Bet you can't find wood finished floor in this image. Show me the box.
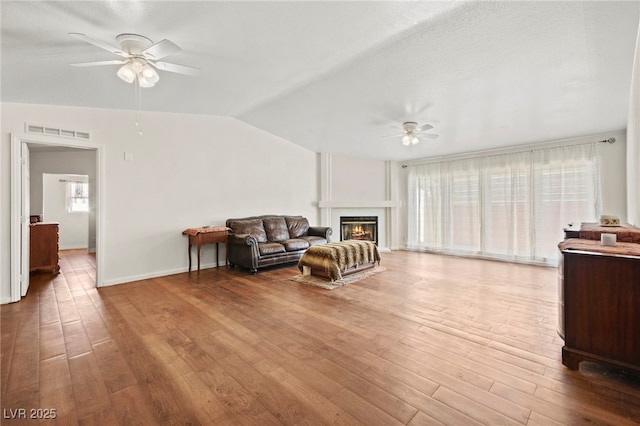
[2,249,640,425]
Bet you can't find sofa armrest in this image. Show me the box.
[228,233,258,246]
[308,226,332,241]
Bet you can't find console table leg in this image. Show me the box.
[187,242,192,272]
[197,243,202,272]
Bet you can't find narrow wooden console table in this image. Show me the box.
[182,227,230,272]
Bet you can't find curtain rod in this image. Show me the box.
[402,135,617,168]
[599,137,616,144]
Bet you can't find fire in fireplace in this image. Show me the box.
[340,216,378,245]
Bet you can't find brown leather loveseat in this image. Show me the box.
[226,215,332,273]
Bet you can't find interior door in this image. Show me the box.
[20,142,30,296]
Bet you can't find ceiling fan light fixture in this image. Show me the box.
[140,64,159,83]
[402,135,412,146]
[117,63,136,83]
[137,76,156,88]
[69,32,200,92]
[411,135,419,145]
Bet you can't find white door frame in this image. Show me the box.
[20,143,30,296]
[10,133,105,303]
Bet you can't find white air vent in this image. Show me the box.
[25,123,91,140]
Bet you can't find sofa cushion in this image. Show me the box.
[299,235,327,246]
[282,239,310,252]
[286,217,310,238]
[229,219,267,243]
[258,242,286,255]
[263,217,289,242]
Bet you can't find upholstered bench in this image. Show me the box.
[298,240,380,281]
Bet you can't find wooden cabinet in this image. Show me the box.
[30,222,60,274]
[561,249,640,372]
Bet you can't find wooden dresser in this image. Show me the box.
[558,224,640,373]
[30,222,60,274]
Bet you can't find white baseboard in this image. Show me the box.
[100,261,227,287]
[60,244,89,250]
[0,296,15,305]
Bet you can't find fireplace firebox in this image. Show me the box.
[340,216,378,245]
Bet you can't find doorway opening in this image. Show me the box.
[10,134,104,304]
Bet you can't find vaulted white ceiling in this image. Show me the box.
[2,1,639,161]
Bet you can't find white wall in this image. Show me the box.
[329,155,387,201]
[1,102,319,302]
[599,131,628,222]
[42,173,89,250]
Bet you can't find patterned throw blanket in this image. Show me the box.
[298,240,380,281]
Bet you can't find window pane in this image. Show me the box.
[67,182,89,212]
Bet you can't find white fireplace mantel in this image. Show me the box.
[318,200,401,208]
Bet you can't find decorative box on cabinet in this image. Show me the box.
[30,222,60,274]
[560,248,640,373]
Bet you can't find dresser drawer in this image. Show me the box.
[199,230,227,244]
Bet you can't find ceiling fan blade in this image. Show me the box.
[69,33,127,57]
[417,123,434,132]
[70,60,126,67]
[422,134,439,139]
[383,133,403,139]
[143,39,181,60]
[152,61,200,76]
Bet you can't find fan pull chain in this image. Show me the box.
[134,78,143,136]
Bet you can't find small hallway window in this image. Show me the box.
[66,181,89,212]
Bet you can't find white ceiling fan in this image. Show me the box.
[69,33,200,88]
[386,122,439,146]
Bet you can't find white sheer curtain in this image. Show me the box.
[407,143,601,265]
[628,19,640,227]
[532,143,601,261]
[407,159,482,256]
[482,151,532,259]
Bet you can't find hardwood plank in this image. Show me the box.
[61,321,93,358]
[329,387,406,425]
[216,352,325,425]
[267,367,362,425]
[67,353,112,420]
[107,385,159,426]
[91,340,137,394]
[39,356,79,426]
[5,318,40,393]
[39,294,60,326]
[197,365,282,425]
[171,371,228,423]
[432,385,524,425]
[39,322,66,361]
[56,300,81,324]
[534,382,640,425]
